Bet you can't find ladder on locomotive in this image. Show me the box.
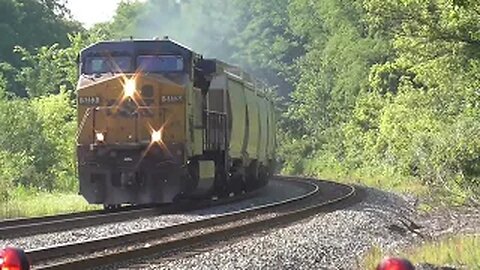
[203,110,227,152]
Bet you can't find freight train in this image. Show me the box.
[76,38,276,209]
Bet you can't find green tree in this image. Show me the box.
[98,0,301,94]
[0,0,81,65]
[32,91,77,191]
[15,31,109,97]
[231,0,304,96]
[0,97,56,189]
[276,0,480,199]
[333,0,480,196]
[285,0,389,145]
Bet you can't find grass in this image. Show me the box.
[296,158,478,209]
[0,188,99,219]
[299,159,430,197]
[362,235,480,269]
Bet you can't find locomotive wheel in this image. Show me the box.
[258,165,269,187]
[213,155,229,197]
[245,161,259,191]
[229,166,246,195]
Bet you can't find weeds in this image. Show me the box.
[0,187,98,219]
[362,235,480,269]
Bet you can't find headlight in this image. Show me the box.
[124,79,136,98]
[151,130,162,143]
[95,132,105,142]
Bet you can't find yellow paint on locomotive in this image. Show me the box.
[77,74,186,147]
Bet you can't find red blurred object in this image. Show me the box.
[377,257,415,270]
[0,248,30,270]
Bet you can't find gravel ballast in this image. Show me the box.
[106,187,463,270]
[0,179,310,251]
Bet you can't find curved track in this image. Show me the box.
[0,183,268,239]
[22,177,359,270]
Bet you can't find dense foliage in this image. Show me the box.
[279,0,480,202]
[0,0,82,96]
[0,0,478,203]
[0,0,105,201]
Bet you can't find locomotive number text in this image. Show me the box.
[161,95,183,104]
[79,96,100,106]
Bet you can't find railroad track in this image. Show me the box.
[0,185,263,239]
[22,177,359,270]
[0,206,173,239]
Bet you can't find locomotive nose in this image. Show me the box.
[77,73,188,206]
[77,74,186,146]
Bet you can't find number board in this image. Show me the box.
[79,96,100,106]
[161,95,183,104]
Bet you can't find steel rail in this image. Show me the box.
[0,206,175,239]
[0,209,110,228]
[0,189,261,239]
[28,177,318,263]
[27,177,357,270]
[0,177,303,239]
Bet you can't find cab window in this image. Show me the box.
[84,56,132,74]
[137,55,184,73]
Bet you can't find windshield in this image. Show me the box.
[84,56,132,74]
[137,55,184,73]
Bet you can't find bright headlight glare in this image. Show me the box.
[95,132,105,142]
[151,130,162,143]
[124,79,136,97]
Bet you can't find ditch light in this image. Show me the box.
[95,132,105,143]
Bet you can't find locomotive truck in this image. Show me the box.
[76,38,276,209]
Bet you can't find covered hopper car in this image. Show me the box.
[75,38,276,208]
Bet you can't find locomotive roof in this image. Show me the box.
[79,38,267,93]
[79,38,197,60]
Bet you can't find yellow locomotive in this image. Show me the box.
[76,38,276,208]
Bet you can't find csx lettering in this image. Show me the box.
[161,95,183,103]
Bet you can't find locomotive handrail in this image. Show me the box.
[204,110,227,116]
